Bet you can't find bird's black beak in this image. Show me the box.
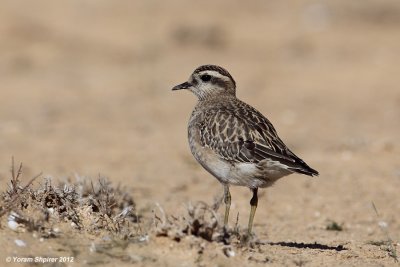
[172,81,192,91]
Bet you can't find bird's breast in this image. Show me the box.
[188,122,230,183]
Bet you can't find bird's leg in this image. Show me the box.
[248,188,258,236]
[223,184,231,228]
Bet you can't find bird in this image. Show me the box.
[172,65,318,237]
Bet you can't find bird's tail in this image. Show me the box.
[289,158,319,177]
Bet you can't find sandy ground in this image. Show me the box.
[0,0,399,266]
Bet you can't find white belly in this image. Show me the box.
[191,144,292,188]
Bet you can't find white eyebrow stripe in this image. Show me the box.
[199,70,231,81]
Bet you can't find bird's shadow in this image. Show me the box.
[256,241,347,251]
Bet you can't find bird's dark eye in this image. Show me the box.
[200,74,211,82]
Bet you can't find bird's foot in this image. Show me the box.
[240,232,258,246]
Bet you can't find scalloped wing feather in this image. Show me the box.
[198,100,318,176]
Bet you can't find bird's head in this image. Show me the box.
[172,65,236,100]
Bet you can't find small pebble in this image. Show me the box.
[15,239,26,247]
[139,235,149,242]
[223,246,235,258]
[378,221,388,229]
[8,220,19,231]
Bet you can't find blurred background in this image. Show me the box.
[0,0,399,230]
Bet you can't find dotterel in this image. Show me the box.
[172,65,318,237]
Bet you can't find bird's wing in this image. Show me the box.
[199,101,318,176]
